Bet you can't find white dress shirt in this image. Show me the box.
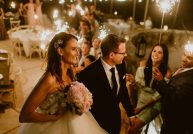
[101,58,120,94]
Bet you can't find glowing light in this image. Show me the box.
[76,4,85,16]
[184,41,193,55]
[98,25,110,40]
[10,1,16,9]
[76,35,84,46]
[60,22,69,32]
[116,0,126,1]
[40,43,46,50]
[114,11,118,15]
[59,0,65,4]
[54,19,62,29]
[40,30,53,41]
[53,9,59,18]
[156,0,179,13]
[68,11,73,17]
[34,14,38,20]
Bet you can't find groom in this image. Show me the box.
[78,34,134,134]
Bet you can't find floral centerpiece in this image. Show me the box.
[65,81,93,115]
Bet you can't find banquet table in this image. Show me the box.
[0,49,10,85]
[108,19,130,36]
[9,29,40,57]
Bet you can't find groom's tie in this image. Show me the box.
[110,67,118,95]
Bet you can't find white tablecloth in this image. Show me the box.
[108,19,130,36]
[9,29,40,57]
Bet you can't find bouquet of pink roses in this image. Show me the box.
[66,81,93,115]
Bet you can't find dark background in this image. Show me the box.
[4,0,193,31]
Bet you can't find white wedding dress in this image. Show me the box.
[18,90,108,134]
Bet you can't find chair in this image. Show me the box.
[19,25,32,30]
[11,38,24,56]
[0,84,16,109]
[29,40,42,59]
[10,20,21,30]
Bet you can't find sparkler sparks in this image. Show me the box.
[76,35,84,46]
[98,25,110,40]
[157,0,179,44]
[76,4,85,16]
[156,0,179,13]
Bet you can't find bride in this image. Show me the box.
[18,32,108,134]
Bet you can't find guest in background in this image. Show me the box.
[84,55,96,67]
[145,16,152,29]
[153,46,193,134]
[76,55,96,74]
[88,12,99,39]
[78,34,134,134]
[24,0,36,27]
[66,2,81,31]
[128,44,172,134]
[90,37,101,59]
[79,18,93,43]
[0,0,7,40]
[18,2,27,25]
[78,41,91,67]
[34,0,44,27]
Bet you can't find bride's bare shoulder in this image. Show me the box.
[34,72,59,93]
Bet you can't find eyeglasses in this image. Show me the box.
[113,51,127,56]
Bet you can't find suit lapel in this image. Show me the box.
[116,64,125,96]
[94,59,112,91]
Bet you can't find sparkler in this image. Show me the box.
[60,22,70,33]
[156,0,179,44]
[98,25,110,40]
[76,4,85,16]
[76,35,84,47]
[54,19,69,33]
[54,19,62,31]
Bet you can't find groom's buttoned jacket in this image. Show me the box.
[78,59,134,134]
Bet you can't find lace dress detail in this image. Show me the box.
[36,90,66,115]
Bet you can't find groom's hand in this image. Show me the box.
[126,116,137,134]
[128,116,136,126]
